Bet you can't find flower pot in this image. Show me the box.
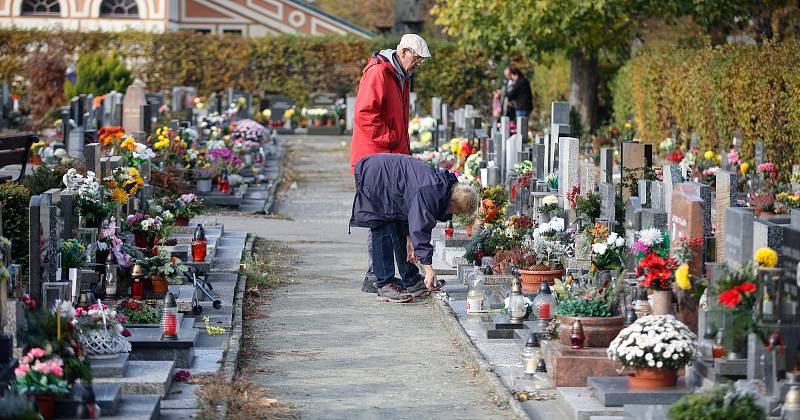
[196,179,212,193]
[519,268,564,293]
[79,330,131,359]
[557,315,625,348]
[755,209,776,217]
[313,119,323,127]
[628,367,678,389]
[651,290,673,315]
[30,154,42,165]
[175,216,190,226]
[327,119,335,127]
[34,393,56,420]
[150,275,169,294]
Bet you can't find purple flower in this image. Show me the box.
[632,241,650,255]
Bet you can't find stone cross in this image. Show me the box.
[715,170,738,262]
[558,137,580,204]
[122,84,147,133]
[599,148,614,186]
[580,160,596,196]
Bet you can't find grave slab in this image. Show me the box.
[543,341,623,387]
[557,387,624,420]
[587,376,693,407]
[101,394,161,420]
[90,352,129,378]
[94,360,174,396]
[55,383,121,417]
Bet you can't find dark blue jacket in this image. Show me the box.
[350,153,458,265]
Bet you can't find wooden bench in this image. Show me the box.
[0,132,36,183]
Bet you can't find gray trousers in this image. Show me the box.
[365,230,377,282]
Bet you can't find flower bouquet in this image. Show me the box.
[75,302,131,358]
[707,263,761,355]
[120,136,156,167]
[63,168,111,228]
[607,315,697,388]
[103,167,144,204]
[588,224,625,275]
[126,213,163,249]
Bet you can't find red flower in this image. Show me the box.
[719,289,743,308]
[667,151,684,162]
[735,282,756,294]
[122,328,131,337]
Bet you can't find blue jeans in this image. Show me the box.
[370,222,421,288]
[515,110,530,118]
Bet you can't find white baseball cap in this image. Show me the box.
[397,34,431,58]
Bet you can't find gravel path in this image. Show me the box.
[220,135,510,419]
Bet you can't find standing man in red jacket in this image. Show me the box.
[350,34,431,298]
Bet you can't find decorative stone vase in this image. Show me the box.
[150,275,169,294]
[519,267,564,293]
[628,367,678,389]
[196,179,212,193]
[651,290,673,315]
[34,393,56,420]
[80,330,131,359]
[557,315,625,348]
[175,216,190,227]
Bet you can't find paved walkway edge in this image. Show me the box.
[433,297,532,420]
[218,235,252,417]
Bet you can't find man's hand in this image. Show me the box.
[406,236,418,263]
[423,265,437,291]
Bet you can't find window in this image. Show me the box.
[21,0,60,15]
[222,29,242,35]
[100,0,138,17]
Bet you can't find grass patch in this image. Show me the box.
[241,238,298,290]
[195,373,296,419]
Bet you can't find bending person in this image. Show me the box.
[350,153,479,303]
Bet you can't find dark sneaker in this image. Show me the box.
[361,276,378,293]
[403,277,430,298]
[376,284,413,303]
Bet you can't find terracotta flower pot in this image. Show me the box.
[327,119,335,127]
[651,290,673,315]
[150,275,169,294]
[628,367,678,389]
[313,119,323,127]
[34,393,56,420]
[175,216,190,226]
[519,268,564,293]
[557,315,625,348]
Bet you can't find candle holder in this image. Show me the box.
[131,262,145,300]
[192,224,207,262]
[508,276,526,323]
[104,252,118,299]
[161,292,178,340]
[570,320,585,349]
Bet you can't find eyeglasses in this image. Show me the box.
[411,54,426,67]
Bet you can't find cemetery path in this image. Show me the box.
[218,135,510,419]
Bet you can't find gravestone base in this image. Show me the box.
[90,352,129,378]
[587,376,693,407]
[93,360,175,396]
[556,387,624,419]
[543,340,623,387]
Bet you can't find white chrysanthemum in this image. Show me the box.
[638,227,664,247]
[592,243,608,255]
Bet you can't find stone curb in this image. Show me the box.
[216,235,253,418]
[433,297,532,420]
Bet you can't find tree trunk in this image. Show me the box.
[569,49,599,132]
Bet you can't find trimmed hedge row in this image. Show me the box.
[611,41,800,178]
[0,29,493,114]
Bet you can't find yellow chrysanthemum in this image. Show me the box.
[755,247,778,268]
[675,264,691,290]
[704,150,715,160]
[740,162,750,174]
[128,167,140,177]
[624,122,632,129]
[121,136,136,151]
[716,154,722,164]
[111,188,128,203]
[154,139,170,149]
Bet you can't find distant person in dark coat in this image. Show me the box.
[502,66,533,118]
[350,154,479,303]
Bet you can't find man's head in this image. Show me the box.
[396,34,431,75]
[447,184,479,216]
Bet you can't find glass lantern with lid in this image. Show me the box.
[532,282,557,321]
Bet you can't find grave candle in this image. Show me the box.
[445,221,454,238]
[532,282,556,320]
[219,170,230,194]
[192,224,207,262]
[131,262,145,300]
[161,292,178,340]
[521,333,541,375]
[570,320,585,349]
[508,277,526,322]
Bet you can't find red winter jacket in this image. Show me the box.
[350,51,411,174]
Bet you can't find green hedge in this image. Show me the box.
[0,29,493,115]
[612,41,800,178]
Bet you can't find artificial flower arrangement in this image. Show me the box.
[607,315,697,378]
[125,213,163,248]
[749,161,780,215]
[408,116,435,151]
[149,126,188,167]
[707,262,763,350]
[692,149,721,188]
[512,169,533,202]
[554,274,625,318]
[208,147,243,174]
[62,168,111,226]
[14,347,71,396]
[588,223,625,274]
[545,172,558,190]
[75,302,132,357]
[478,185,508,225]
[98,126,125,150]
[98,218,135,268]
[174,193,202,220]
[103,166,144,204]
[538,194,560,215]
[518,217,570,271]
[116,298,160,325]
[232,119,267,141]
[140,251,189,285]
